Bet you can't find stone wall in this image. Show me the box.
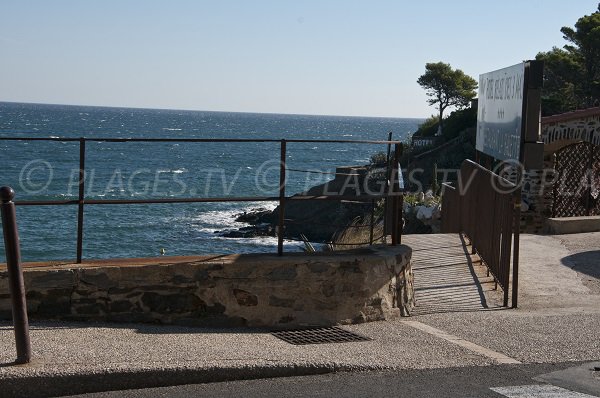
[0,245,413,328]
[542,107,600,153]
[501,161,556,234]
[506,107,600,232]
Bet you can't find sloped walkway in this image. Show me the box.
[403,233,496,315]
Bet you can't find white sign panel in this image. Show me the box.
[476,63,525,161]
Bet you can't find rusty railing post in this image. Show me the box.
[382,132,393,238]
[369,199,375,245]
[0,186,32,364]
[76,137,86,263]
[277,140,287,256]
[512,191,521,308]
[391,143,402,245]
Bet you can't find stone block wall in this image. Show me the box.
[542,107,600,152]
[0,245,413,328]
[511,107,600,232]
[501,161,556,234]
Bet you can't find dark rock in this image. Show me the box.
[235,209,274,224]
[141,292,203,313]
[307,262,330,273]
[35,292,72,316]
[79,272,117,289]
[73,304,103,315]
[108,287,132,295]
[269,296,295,308]
[110,300,134,313]
[221,167,377,243]
[278,315,295,324]
[204,302,226,315]
[313,299,337,311]
[233,289,258,306]
[321,281,336,297]
[220,225,275,238]
[29,272,75,289]
[233,267,254,278]
[266,265,297,281]
[367,297,383,307]
[340,261,362,274]
[172,275,193,284]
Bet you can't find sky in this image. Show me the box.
[1,0,598,118]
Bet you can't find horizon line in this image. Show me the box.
[0,100,428,121]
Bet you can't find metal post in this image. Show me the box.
[76,138,86,263]
[391,143,402,246]
[277,140,286,256]
[398,194,404,244]
[369,199,375,245]
[586,148,593,216]
[512,193,521,308]
[0,186,32,364]
[382,132,393,238]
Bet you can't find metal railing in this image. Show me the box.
[0,186,31,364]
[0,136,404,263]
[441,159,520,307]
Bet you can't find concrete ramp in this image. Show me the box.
[403,234,494,315]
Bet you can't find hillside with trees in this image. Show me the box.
[536,3,600,115]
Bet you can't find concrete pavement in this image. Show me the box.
[0,232,599,397]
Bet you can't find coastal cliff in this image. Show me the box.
[223,165,380,243]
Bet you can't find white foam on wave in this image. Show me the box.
[210,234,301,249]
[156,168,188,174]
[192,202,277,233]
[163,128,183,131]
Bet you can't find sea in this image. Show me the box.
[0,102,423,262]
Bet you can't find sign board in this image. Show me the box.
[476,63,526,161]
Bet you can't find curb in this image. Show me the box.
[0,363,344,398]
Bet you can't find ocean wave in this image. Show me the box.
[191,202,277,232]
[162,128,183,131]
[156,168,188,174]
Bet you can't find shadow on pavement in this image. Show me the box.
[561,250,600,279]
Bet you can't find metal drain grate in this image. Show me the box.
[271,326,372,345]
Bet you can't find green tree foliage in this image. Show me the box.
[417,62,477,135]
[536,47,584,115]
[412,107,476,141]
[537,4,600,114]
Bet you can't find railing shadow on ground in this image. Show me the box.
[408,233,508,316]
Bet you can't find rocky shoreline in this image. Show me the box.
[217,208,277,239]
[216,165,378,243]
[215,163,442,243]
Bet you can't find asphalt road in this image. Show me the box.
[65,362,600,398]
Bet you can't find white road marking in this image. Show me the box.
[402,320,521,364]
[491,384,598,397]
